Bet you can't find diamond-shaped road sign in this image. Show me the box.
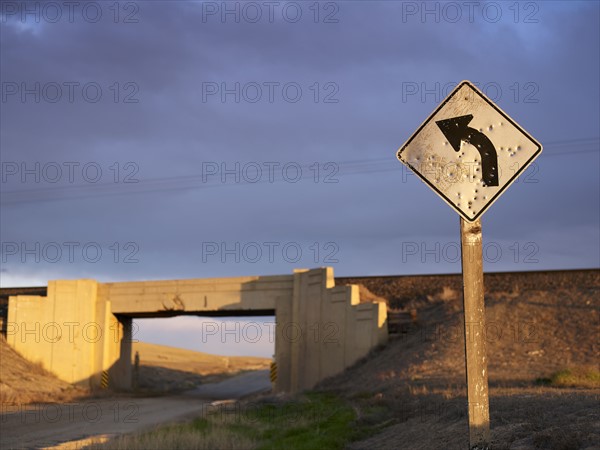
[397,80,542,222]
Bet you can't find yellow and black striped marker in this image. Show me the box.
[101,370,109,389]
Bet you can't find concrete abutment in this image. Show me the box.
[6,268,387,394]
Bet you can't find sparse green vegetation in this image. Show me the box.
[90,422,256,450]
[536,367,600,388]
[91,392,373,450]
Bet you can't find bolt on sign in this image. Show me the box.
[395,80,542,449]
[397,80,542,221]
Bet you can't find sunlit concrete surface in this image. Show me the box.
[7,268,387,393]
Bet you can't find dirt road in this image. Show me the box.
[0,370,270,450]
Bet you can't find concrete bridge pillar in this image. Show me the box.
[275,268,387,393]
[6,279,123,388]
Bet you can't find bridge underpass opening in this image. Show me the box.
[134,315,276,358]
[129,313,276,392]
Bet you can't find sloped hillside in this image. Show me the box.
[0,335,88,405]
[324,270,599,449]
[0,337,271,404]
[132,341,270,392]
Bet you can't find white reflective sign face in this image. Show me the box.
[397,80,542,222]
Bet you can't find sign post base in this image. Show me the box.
[460,217,491,449]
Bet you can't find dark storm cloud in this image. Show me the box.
[1,0,598,285]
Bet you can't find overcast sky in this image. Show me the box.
[1,1,598,356]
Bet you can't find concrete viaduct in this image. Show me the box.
[6,267,388,393]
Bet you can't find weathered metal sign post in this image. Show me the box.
[396,81,542,449]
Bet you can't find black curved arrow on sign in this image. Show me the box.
[436,114,499,187]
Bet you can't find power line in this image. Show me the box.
[1,137,598,205]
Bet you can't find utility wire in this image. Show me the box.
[1,137,598,205]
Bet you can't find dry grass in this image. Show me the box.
[432,286,459,302]
[0,335,88,405]
[132,341,270,392]
[0,337,270,404]
[321,273,600,449]
[88,425,257,450]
